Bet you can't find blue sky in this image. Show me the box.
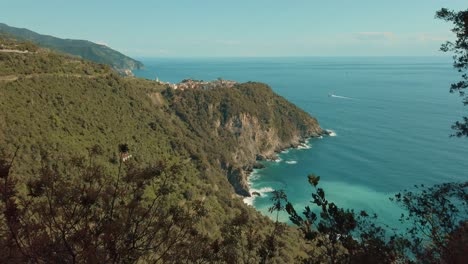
[1,0,466,57]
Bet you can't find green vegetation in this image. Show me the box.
[0,38,321,262]
[435,8,468,137]
[281,175,467,263]
[1,30,466,263]
[0,23,144,73]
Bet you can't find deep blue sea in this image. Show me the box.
[134,57,467,228]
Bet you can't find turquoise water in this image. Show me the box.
[134,57,467,227]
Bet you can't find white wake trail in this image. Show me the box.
[331,94,353,100]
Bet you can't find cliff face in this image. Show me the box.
[167,82,325,196]
[222,113,323,196]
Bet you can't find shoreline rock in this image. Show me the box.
[238,129,329,198]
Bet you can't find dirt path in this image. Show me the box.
[0,75,18,81]
[0,49,30,54]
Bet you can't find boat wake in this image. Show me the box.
[329,93,353,100]
[285,160,297,164]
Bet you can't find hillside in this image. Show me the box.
[0,38,325,262]
[0,23,143,74]
[167,84,324,195]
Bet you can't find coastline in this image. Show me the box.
[242,134,327,206]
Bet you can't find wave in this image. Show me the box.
[285,160,297,164]
[243,186,275,206]
[326,129,337,137]
[297,143,312,149]
[249,169,261,181]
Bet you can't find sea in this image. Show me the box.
[133,57,467,229]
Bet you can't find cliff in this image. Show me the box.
[223,113,323,195]
[165,82,325,196]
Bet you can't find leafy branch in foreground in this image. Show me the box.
[279,173,467,263]
[391,182,468,263]
[283,174,400,264]
[435,8,468,137]
[0,145,210,263]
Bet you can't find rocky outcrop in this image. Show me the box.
[167,82,326,197]
[221,113,325,196]
[226,166,251,196]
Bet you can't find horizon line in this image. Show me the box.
[134,55,452,60]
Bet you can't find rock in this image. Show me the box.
[217,110,323,197]
[251,191,261,197]
[256,154,267,161]
[266,154,279,161]
[253,162,265,169]
[226,166,250,197]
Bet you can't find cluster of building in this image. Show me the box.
[156,77,237,90]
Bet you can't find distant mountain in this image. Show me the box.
[0,23,143,74]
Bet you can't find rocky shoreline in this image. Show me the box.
[234,129,330,198]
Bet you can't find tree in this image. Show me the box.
[213,210,265,263]
[268,190,288,224]
[258,190,288,264]
[435,8,468,137]
[0,147,210,263]
[284,174,400,264]
[391,182,468,263]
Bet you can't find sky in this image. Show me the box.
[1,0,467,57]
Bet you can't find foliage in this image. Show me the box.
[285,175,403,263]
[435,8,468,137]
[0,37,319,262]
[391,182,468,263]
[281,174,467,264]
[0,36,38,52]
[269,190,288,223]
[0,148,213,263]
[163,81,322,186]
[2,24,466,263]
[0,23,143,71]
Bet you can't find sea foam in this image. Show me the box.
[326,129,337,137]
[297,143,312,149]
[243,186,275,206]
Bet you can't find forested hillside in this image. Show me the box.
[0,38,322,263]
[2,38,464,263]
[0,23,144,73]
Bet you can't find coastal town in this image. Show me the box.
[156,77,237,90]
